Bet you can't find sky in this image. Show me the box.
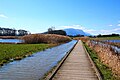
[0,0,120,35]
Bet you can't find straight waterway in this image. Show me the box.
[0,40,77,80]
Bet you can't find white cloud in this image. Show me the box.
[60,25,120,35]
[108,24,113,26]
[0,14,8,18]
[117,24,120,26]
[98,28,120,35]
[113,28,120,31]
[61,25,85,30]
[85,29,96,33]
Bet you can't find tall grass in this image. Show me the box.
[21,34,71,44]
[86,40,120,78]
[84,43,119,80]
[103,41,120,48]
[80,37,120,78]
[90,37,120,47]
[90,37,120,40]
[0,36,20,39]
[80,37,89,42]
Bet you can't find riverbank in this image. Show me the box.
[90,37,120,48]
[0,40,77,80]
[84,41,120,79]
[80,37,120,79]
[0,34,72,66]
[0,36,21,39]
[90,36,120,40]
[0,43,55,66]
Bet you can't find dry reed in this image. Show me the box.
[21,34,71,44]
[86,40,120,77]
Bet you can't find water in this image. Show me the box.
[91,40,120,54]
[0,39,23,43]
[104,40,120,43]
[0,40,77,80]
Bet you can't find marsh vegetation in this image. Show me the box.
[81,37,120,79]
[0,34,72,66]
[21,34,71,44]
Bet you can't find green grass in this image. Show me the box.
[0,43,52,66]
[84,43,119,80]
[90,36,120,40]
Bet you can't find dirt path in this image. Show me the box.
[52,40,98,80]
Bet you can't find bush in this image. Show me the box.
[21,34,71,44]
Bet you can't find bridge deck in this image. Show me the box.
[52,40,98,80]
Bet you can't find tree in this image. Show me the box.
[48,26,55,32]
[48,28,53,32]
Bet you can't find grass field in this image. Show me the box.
[90,36,120,40]
[84,43,120,80]
[0,44,53,66]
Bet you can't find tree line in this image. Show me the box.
[97,34,120,37]
[0,27,30,36]
[43,27,67,36]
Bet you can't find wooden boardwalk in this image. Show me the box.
[52,40,98,80]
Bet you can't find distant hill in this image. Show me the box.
[64,28,91,36]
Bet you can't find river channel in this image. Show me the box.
[0,39,23,43]
[0,40,77,80]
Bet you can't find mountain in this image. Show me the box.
[85,32,92,36]
[64,28,91,36]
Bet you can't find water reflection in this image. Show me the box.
[91,40,120,54]
[104,40,120,43]
[0,40,77,80]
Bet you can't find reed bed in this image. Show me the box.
[80,37,120,78]
[0,36,20,39]
[21,34,72,44]
[103,41,120,48]
[86,40,120,78]
[80,37,89,42]
[90,37,120,40]
[84,43,118,80]
[90,37,120,48]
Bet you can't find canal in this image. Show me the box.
[0,40,77,80]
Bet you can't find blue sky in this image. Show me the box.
[0,0,120,35]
